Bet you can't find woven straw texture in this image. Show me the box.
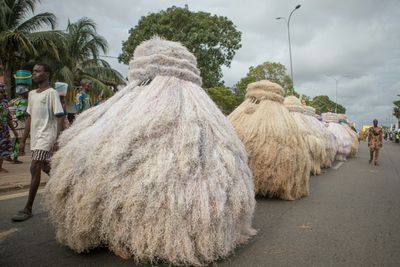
[229,80,311,200]
[44,37,256,266]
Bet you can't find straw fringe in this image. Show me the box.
[303,106,316,117]
[341,123,359,157]
[284,97,325,176]
[229,80,311,200]
[302,112,337,168]
[44,38,255,266]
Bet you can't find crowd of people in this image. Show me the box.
[385,128,400,143]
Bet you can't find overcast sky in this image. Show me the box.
[37,0,400,129]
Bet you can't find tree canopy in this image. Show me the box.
[234,61,293,96]
[310,95,346,114]
[49,18,125,101]
[0,0,63,96]
[206,86,242,115]
[119,6,242,88]
[393,100,400,119]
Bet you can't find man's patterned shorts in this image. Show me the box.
[31,150,52,161]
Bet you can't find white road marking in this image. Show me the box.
[0,189,44,201]
[333,162,344,170]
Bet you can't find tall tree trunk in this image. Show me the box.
[4,65,13,99]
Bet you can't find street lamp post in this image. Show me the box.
[326,76,339,113]
[326,75,351,113]
[276,4,301,87]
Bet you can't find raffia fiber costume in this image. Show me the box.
[44,37,256,266]
[229,80,311,200]
[284,96,325,175]
[302,106,337,168]
[322,112,352,161]
[338,114,359,158]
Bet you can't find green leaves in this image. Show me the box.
[66,17,108,62]
[207,86,243,115]
[0,1,125,100]
[310,95,346,114]
[47,18,125,102]
[234,62,294,96]
[119,6,241,88]
[0,0,60,96]
[393,100,400,119]
[16,12,56,32]
[232,61,347,115]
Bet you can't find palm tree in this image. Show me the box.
[52,18,125,103]
[0,0,63,97]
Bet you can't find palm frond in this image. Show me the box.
[84,66,125,86]
[27,30,65,61]
[7,0,38,29]
[66,18,107,62]
[16,12,56,32]
[0,31,37,57]
[81,34,108,56]
[0,1,12,31]
[71,17,97,32]
[81,58,111,68]
[53,65,74,86]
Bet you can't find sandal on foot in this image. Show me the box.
[12,210,32,222]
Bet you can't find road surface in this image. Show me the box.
[1,141,399,266]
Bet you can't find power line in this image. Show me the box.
[99,55,119,59]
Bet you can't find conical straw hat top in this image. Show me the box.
[284,95,305,113]
[322,112,339,123]
[128,37,202,86]
[303,106,316,116]
[245,80,285,103]
[337,113,348,121]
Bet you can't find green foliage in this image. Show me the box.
[207,86,243,115]
[119,6,242,88]
[310,95,346,114]
[0,0,63,97]
[42,18,125,101]
[234,61,293,96]
[232,61,347,115]
[393,100,400,119]
[299,94,312,106]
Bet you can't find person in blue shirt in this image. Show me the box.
[75,79,92,114]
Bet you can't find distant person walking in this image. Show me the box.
[367,119,383,166]
[12,63,64,222]
[75,79,92,114]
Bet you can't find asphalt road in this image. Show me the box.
[1,141,399,267]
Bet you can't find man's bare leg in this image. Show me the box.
[24,160,43,214]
